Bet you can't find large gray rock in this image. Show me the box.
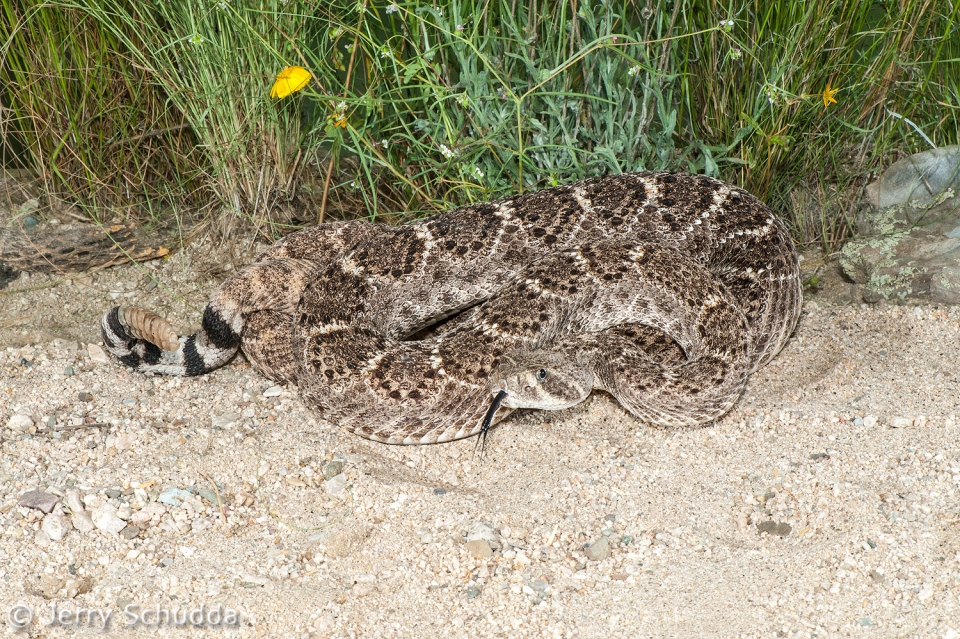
[839,146,960,302]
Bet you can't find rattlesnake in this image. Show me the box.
[101,172,802,444]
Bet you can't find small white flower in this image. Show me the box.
[379,44,393,59]
[385,3,399,14]
[763,83,781,105]
[456,93,469,107]
[729,48,742,60]
[720,19,734,32]
[337,101,347,111]
[188,34,205,45]
[438,144,455,159]
[216,0,228,9]
[471,165,484,179]
[627,65,641,77]
[356,1,366,12]
[380,139,389,149]
[640,7,653,19]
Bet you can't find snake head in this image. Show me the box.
[489,350,594,411]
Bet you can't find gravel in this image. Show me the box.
[2,242,960,637]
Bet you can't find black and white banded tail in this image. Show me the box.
[101,304,241,376]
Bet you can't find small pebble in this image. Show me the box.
[131,502,165,524]
[263,385,283,397]
[324,461,344,479]
[198,488,220,505]
[87,344,110,364]
[91,504,127,534]
[121,397,137,405]
[466,584,481,599]
[212,412,240,428]
[18,489,60,514]
[72,511,95,533]
[78,392,94,402]
[324,473,347,494]
[63,366,74,376]
[756,521,792,537]
[7,414,35,434]
[64,488,84,513]
[120,525,140,540]
[466,521,500,550]
[466,540,493,560]
[114,433,132,450]
[158,487,192,506]
[433,488,447,495]
[584,537,611,561]
[41,514,69,541]
[890,416,913,428]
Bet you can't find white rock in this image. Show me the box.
[466,521,501,550]
[72,511,96,533]
[64,488,85,513]
[41,514,69,541]
[6,414,35,433]
[115,433,133,450]
[34,530,51,546]
[863,415,878,429]
[262,385,283,397]
[890,416,913,428]
[131,502,166,525]
[87,343,110,364]
[324,473,347,494]
[212,412,240,428]
[91,503,127,534]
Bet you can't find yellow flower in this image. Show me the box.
[821,83,838,108]
[270,66,312,99]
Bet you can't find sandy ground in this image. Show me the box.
[1,240,960,639]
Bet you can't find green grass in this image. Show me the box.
[2,0,958,252]
[0,1,203,221]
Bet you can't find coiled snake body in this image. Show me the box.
[102,172,801,444]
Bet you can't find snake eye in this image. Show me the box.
[537,369,547,381]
